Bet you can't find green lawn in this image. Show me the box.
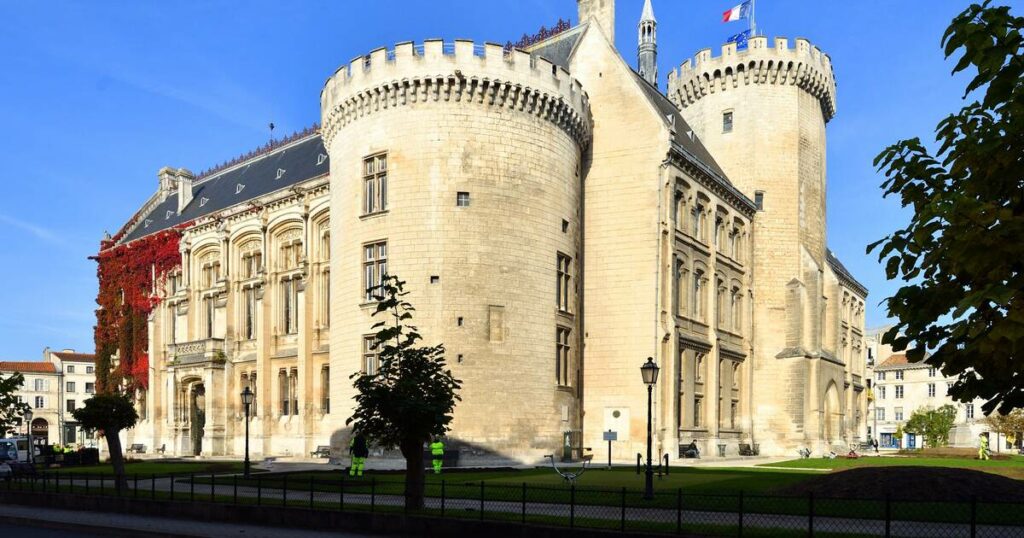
[763,454,1024,474]
[42,461,249,476]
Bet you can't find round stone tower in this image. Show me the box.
[667,37,840,454]
[321,40,591,462]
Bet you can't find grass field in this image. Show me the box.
[42,461,249,476]
[763,454,1024,479]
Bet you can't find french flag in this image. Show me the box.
[723,1,752,23]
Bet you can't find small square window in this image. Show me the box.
[562,219,569,233]
[457,317,464,326]
[754,191,764,211]
[723,111,734,133]
[430,276,440,284]
[456,192,470,207]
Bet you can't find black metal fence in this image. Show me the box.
[9,472,1024,537]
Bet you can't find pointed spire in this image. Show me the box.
[641,0,656,23]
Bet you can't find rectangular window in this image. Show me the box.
[877,372,886,381]
[695,353,705,383]
[456,192,470,207]
[691,204,704,239]
[204,295,215,338]
[282,278,298,335]
[754,191,764,211]
[878,386,886,399]
[289,370,298,417]
[966,404,974,419]
[249,373,258,417]
[723,111,733,133]
[363,241,388,302]
[34,396,44,409]
[321,366,330,414]
[556,327,571,386]
[85,382,95,394]
[363,336,380,375]
[279,369,289,415]
[895,407,904,421]
[876,407,885,421]
[169,306,177,344]
[362,153,388,214]
[730,288,742,332]
[66,382,75,393]
[67,365,75,374]
[86,366,94,374]
[320,269,330,328]
[895,385,904,399]
[34,379,45,392]
[928,367,936,378]
[66,400,75,413]
[895,371,904,380]
[242,251,262,279]
[730,400,738,430]
[243,287,257,340]
[692,271,705,320]
[713,216,724,247]
[556,254,572,313]
[928,383,936,397]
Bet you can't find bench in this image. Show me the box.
[310,445,331,458]
[127,444,146,454]
[738,443,760,456]
[155,444,166,455]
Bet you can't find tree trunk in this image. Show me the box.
[400,438,426,510]
[105,428,129,494]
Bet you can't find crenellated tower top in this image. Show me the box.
[667,36,836,122]
[320,39,591,149]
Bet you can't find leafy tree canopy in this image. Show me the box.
[0,372,30,436]
[347,275,461,509]
[904,404,958,448]
[869,2,1024,415]
[984,408,1024,435]
[72,392,139,493]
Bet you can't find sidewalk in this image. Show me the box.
[0,503,385,538]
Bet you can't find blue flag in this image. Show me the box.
[727,29,752,49]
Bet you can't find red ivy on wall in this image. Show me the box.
[94,228,183,395]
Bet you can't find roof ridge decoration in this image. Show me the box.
[195,124,320,181]
[505,18,573,52]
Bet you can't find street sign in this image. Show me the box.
[603,430,618,441]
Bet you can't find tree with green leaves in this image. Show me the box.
[72,393,138,493]
[0,372,30,437]
[985,409,1024,440]
[869,2,1024,415]
[347,275,462,510]
[904,405,958,448]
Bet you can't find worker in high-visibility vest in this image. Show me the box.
[979,433,990,461]
[429,438,446,475]
[349,434,369,477]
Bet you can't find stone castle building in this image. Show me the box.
[110,0,868,462]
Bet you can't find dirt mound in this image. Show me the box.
[777,467,1024,502]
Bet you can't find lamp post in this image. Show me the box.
[24,408,33,464]
[241,387,253,479]
[640,357,660,500]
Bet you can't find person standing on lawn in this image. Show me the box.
[872,438,879,454]
[429,437,445,474]
[349,433,370,476]
[979,433,990,461]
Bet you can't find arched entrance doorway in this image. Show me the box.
[190,384,206,456]
[31,418,48,445]
[823,382,841,443]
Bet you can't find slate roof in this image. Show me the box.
[827,249,869,297]
[0,362,57,374]
[119,134,329,244]
[526,23,586,71]
[52,352,95,363]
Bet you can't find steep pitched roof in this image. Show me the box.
[52,352,95,363]
[525,23,587,71]
[0,362,57,374]
[118,133,329,244]
[641,0,657,23]
[827,249,869,297]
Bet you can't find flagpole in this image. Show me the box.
[751,0,757,37]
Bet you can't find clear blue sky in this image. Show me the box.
[1,0,1014,360]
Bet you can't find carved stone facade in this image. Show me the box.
[116,0,868,462]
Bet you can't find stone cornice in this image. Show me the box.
[668,142,757,218]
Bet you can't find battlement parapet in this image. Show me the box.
[320,39,591,148]
[667,36,836,122]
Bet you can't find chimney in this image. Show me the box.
[578,0,615,44]
[158,167,178,202]
[177,168,195,213]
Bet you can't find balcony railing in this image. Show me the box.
[167,339,226,366]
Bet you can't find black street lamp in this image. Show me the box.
[640,357,660,501]
[23,409,33,464]
[241,387,254,479]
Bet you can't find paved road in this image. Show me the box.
[0,521,105,537]
[0,503,387,537]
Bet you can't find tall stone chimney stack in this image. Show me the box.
[158,166,178,202]
[578,0,615,43]
[177,168,195,213]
